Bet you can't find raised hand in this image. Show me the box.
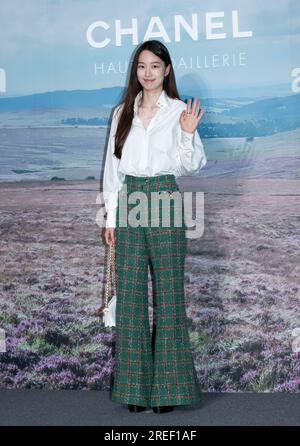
[180,98,205,134]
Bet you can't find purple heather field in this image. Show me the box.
[0,128,299,392]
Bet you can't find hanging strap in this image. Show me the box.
[104,243,116,309]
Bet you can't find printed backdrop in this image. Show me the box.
[0,0,299,392]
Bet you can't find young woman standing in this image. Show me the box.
[103,40,207,414]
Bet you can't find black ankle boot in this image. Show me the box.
[128,404,147,412]
[153,405,174,413]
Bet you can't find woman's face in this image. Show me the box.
[136,50,170,91]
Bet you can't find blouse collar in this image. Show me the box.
[133,89,172,114]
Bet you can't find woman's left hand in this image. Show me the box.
[180,98,205,134]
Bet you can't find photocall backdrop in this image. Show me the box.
[0,0,299,392]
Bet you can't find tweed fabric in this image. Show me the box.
[111,174,202,408]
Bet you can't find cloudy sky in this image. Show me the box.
[0,0,298,95]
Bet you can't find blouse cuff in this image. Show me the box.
[181,129,194,139]
[106,208,117,228]
[180,129,195,151]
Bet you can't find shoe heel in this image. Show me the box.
[128,404,147,413]
[153,405,174,413]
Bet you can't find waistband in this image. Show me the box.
[124,174,176,185]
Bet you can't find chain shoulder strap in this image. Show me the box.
[103,243,116,309]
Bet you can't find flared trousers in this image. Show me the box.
[111,174,202,408]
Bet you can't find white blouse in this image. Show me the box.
[103,89,207,228]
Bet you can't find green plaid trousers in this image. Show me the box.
[111,174,202,408]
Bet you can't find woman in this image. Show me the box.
[103,40,207,414]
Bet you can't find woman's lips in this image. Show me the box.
[144,79,155,82]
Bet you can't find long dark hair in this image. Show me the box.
[114,40,181,160]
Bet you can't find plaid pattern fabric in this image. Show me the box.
[111,174,202,408]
